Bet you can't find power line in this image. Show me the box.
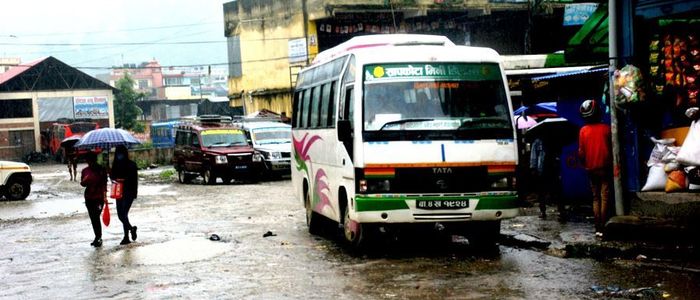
[0,40,227,46]
[12,21,222,37]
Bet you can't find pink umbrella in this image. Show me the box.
[515,115,538,129]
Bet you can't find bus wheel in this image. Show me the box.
[343,206,367,249]
[305,191,321,234]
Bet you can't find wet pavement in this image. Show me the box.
[1,163,699,299]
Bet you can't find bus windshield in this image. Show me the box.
[363,63,512,133]
[201,129,247,147]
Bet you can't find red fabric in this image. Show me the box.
[578,123,612,171]
[81,165,107,201]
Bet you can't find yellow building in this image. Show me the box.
[223,0,567,117]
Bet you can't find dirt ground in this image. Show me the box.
[0,163,698,299]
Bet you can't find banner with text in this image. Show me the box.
[73,96,109,119]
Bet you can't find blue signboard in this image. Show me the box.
[563,3,599,26]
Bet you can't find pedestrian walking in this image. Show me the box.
[64,145,78,181]
[80,152,107,247]
[529,136,564,221]
[110,145,139,245]
[577,99,612,237]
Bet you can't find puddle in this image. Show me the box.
[108,237,231,265]
[138,185,177,197]
[0,197,84,220]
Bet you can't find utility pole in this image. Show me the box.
[608,0,624,216]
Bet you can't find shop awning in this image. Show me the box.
[531,66,607,81]
[565,3,608,64]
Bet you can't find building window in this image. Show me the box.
[138,79,149,89]
[0,99,33,119]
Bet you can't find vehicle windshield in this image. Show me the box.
[252,128,291,145]
[363,63,512,134]
[70,123,97,134]
[201,129,248,147]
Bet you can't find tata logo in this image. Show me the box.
[432,167,453,174]
[436,179,448,190]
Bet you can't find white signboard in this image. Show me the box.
[288,38,307,63]
[74,96,109,119]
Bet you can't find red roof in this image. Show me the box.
[0,57,48,85]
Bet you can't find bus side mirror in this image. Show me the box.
[338,120,352,142]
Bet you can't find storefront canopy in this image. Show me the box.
[565,3,608,64]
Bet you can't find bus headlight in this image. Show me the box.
[215,155,228,164]
[359,179,391,193]
[253,152,263,162]
[269,151,282,159]
[490,176,514,189]
[359,179,368,192]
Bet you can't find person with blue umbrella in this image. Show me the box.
[75,128,141,245]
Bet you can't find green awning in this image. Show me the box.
[565,3,608,64]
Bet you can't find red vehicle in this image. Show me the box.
[45,121,99,161]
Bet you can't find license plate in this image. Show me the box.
[416,199,469,210]
[234,165,248,169]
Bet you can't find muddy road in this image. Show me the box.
[1,163,698,299]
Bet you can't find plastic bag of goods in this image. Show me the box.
[677,120,700,166]
[648,137,676,167]
[665,170,688,193]
[642,165,668,191]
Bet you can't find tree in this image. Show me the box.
[114,73,144,131]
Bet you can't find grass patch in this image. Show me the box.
[160,169,175,181]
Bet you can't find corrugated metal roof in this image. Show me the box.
[0,57,47,85]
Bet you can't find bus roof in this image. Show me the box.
[309,35,502,70]
[311,34,501,66]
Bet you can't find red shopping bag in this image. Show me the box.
[110,180,123,199]
[102,198,110,226]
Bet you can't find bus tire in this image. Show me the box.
[305,190,321,235]
[342,204,368,250]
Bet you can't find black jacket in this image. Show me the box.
[110,159,138,199]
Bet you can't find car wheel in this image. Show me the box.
[305,190,321,235]
[5,178,30,200]
[202,169,215,185]
[178,169,190,184]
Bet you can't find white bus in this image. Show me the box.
[292,34,518,248]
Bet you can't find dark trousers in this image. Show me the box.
[85,200,103,240]
[117,197,134,238]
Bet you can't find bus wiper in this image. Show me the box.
[457,117,510,130]
[379,118,434,131]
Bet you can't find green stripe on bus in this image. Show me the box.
[355,196,409,212]
[474,195,518,210]
[354,194,518,212]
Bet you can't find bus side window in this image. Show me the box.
[293,91,302,128]
[301,89,311,128]
[191,133,200,148]
[320,82,331,128]
[310,85,321,128]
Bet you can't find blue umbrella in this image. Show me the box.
[74,128,141,150]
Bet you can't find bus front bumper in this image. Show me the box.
[353,192,519,223]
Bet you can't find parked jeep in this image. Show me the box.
[172,116,263,184]
[238,121,292,177]
[0,161,33,200]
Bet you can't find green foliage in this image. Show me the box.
[159,169,175,181]
[114,73,145,131]
[132,121,146,133]
[136,141,153,150]
[135,159,150,170]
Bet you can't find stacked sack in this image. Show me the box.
[643,107,700,192]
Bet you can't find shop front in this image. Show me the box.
[614,0,700,220]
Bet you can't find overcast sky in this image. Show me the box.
[1,0,230,74]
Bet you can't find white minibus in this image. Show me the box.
[292,34,518,248]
